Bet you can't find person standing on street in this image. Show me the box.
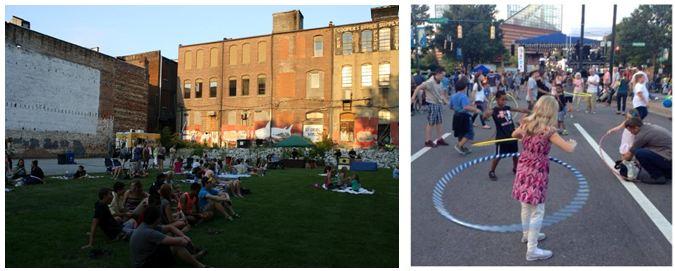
[586,68,600,114]
[632,73,650,119]
[411,68,450,148]
[616,72,630,115]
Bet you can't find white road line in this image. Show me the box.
[411,132,452,163]
[574,123,672,244]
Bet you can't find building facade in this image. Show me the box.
[119,51,178,133]
[505,5,562,32]
[5,20,149,158]
[177,6,399,148]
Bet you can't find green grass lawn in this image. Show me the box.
[5,168,398,267]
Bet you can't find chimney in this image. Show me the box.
[9,16,30,29]
[371,6,398,21]
[272,10,304,33]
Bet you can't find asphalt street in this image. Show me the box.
[411,91,672,266]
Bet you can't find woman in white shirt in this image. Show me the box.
[632,73,650,119]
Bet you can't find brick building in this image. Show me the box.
[177,6,399,148]
[5,19,149,158]
[119,51,178,132]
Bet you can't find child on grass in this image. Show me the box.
[482,91,530,180]
[511,96,577,261]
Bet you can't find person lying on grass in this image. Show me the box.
[198,177,240,221]
[179,182,213,226]
[82,188,135,249]
[205,167,245,198]
[123,180,149,220]
[159,184,191,232]
[130,206,207,268]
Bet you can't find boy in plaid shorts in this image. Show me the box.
[411,68,449,148]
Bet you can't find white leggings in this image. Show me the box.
[521,202,546,250]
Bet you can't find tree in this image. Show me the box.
[614,5,671,69]
[411,5,430,25]
[432,5,507,69]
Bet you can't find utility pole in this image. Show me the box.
[609,4,617,82]
[578,4,585,72]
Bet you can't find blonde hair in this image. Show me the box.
[523,95,558,135]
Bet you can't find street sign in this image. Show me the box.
[632,42,646,47]
[517,46,525,72]
[427,18,449,24]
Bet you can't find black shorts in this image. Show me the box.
[452,112,474,140]
[565,96,573,103]
[496,141,518,155]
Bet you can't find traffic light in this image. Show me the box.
[457,25,462,39]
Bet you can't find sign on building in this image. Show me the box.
[303,124,323,143]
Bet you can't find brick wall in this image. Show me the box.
[5,22,148,158]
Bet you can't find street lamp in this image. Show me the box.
[457,25,462,39]
[490,25,495,40]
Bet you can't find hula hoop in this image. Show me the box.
[472,137,519,147]
[432,152,589,233]
[564,91,593,97]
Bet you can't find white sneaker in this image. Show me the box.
[526,248,553,261]
[521,233,546,243]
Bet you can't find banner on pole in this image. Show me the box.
[517,46,525,72]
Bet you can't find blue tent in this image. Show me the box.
[516,32,600,46]
[472,64,490,74]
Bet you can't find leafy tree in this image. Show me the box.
[411,5,430,24]
[614,5,671,69]
[432,5,506,69]
[159,126,178,148]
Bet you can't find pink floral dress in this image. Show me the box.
[512,128,555,205]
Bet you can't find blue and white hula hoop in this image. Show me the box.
[432,152,589,233]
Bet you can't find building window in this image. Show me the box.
[184,51,193,70]
[195,79,203,98]
[196,50,204,69]
[379,63,391,86]
[257,75,266,95]
[313,36,323,57]
[258,41,266,63]
[361,30,373,52]
[227,111,236,125]
[209,79,218,97]
[229,78,237,96]
[342,32,353,55]
[378,109,391,122]
[306,112,323,120]
[242,76,250,96]
[183,81,191,99]
[242,43,251,64]
[210,48,219,68]
[307,70,323,98]
[361,64,372,87]
[255,110,268,122]
[340,113,355,142]
[341,65,352,88]
[379,28,391,51]
[229,45,237,65]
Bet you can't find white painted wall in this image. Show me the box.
[5,44,101,134]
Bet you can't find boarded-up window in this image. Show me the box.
[342,32,353,55]
[196,50,204,69]
[184,51,192,70]
[379,28,391,51]
[340,113,355,142]
[227,111,236,125]
[254,111,268,122]
[313,36,323,57]
[229,46,237,65]
[209,48,219,67]
[306,112,323,120]
[361,64,372,87]
[307,71,323,98]
[379,63,391,86]
[242,76,250,96]
[258,41,266,63]
[242,43,251,64]
[361,30,373,52]
[257,75,266,95]
[341,66,352,88]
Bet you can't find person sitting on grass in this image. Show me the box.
[337,167,351,188]
[350,174,362,191]
[23,160,45,185]
[124,180,149,219]
[129,206,207,268]
[110,181,134,222]
[11,158,27,181]
[82,188,136,249]
[159,184,190,232]
[73,165,87,179]
[173,157,184,174]
[198,177,240,221]
[179,182,213,226]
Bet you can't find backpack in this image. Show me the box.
[614,160,640,181]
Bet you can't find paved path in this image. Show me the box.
[411,91,672,266]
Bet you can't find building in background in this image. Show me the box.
[177,6,399,148]
[5,19,149,158]
[119,51,178,133]
[505,5,562,32]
